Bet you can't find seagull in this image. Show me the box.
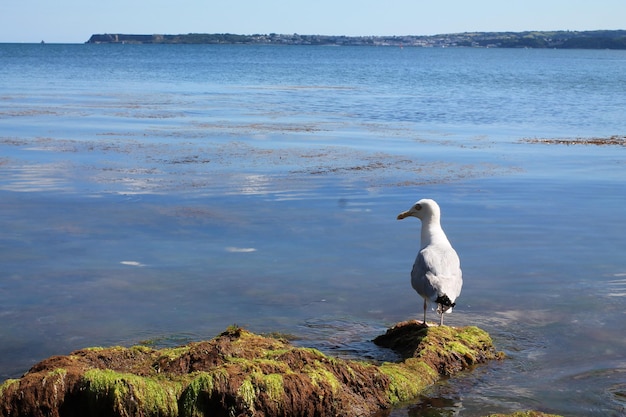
[397,199,462,326]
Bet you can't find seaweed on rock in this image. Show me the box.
[0,323,507,417]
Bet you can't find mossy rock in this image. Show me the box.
[374,320,507,375]
[0,324,504,417]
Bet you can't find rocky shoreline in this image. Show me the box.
[0,322,561,417]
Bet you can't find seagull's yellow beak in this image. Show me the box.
[397,211,411,220]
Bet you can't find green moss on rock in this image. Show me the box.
[178,372,219,417]
[81,369,182,416]
[374,321,505,376]
[0,323,504,417]
[379,359,437,403]
[0,380,19,398]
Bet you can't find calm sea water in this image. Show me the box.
[1,44,625,416]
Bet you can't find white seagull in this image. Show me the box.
[397,199,463,326]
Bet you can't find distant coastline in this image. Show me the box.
[86,30,626,49]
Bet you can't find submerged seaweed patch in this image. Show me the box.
[522,135,626,146]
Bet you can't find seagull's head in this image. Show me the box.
[397,198,440,221]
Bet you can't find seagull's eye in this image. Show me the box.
[415,204,422,210]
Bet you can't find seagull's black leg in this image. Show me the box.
[439,306,444,326]
[423,299,427,325]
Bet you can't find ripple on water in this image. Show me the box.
[295,318,399,363]
[549,367,626,417]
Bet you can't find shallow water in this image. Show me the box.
[0,44,625,416]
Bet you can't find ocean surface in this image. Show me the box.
[1,43,625,416]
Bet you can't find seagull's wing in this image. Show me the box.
[412,245,462,302]
[411,250,439,302]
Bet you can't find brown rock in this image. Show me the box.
[0,324,503,417]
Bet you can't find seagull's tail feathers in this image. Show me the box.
[435,294,456,314]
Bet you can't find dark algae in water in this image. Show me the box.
[0,323,515,417]
[485,413,562,417]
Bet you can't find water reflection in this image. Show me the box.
[230,173,272,195]
[120,261,146,267]
[225,247,257,253]
[0,163,73,193]
[606,274,626,297]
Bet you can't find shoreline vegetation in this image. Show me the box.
[85,30,626,49]
[0,323,562,417]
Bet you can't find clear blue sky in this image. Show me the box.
[1,0,624,43]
